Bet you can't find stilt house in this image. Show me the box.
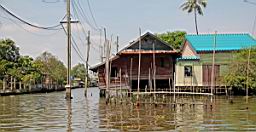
[175,33,256,93]
[90,32,179,92]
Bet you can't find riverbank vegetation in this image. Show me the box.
[0,38,86,90]
[224,47,256,95]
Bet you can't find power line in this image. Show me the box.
[85,0,99,29]
[0,4,63,30]
[61,24,86,63]
[0,14,61,36]
[72,0,99,31]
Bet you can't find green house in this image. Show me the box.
[175,33,256,93]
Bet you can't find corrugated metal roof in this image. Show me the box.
[186,34,256,51]
[177,56,200,61]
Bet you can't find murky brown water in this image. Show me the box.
[0,88,256,131]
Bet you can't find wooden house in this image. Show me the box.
[90,32,179,93]
[175,33,256,93]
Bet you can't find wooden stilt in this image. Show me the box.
[119,68,122,98]
[137,28,142,103]
[129,58,133,95]
[11,76,13,91]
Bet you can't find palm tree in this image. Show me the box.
[180,0,207,35]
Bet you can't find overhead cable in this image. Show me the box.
[0,4,63,30]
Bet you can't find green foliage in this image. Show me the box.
[0,39,20,62]
[35,51,67,84]
[71,63,86,81]
[224,47,256,94]
[156,31,186,50]
[0,38,67,86]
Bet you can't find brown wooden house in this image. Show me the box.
[90,32,179,92]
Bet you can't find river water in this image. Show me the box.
[0,88,256,131]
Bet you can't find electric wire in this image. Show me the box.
[61,24,86,63]
[85,0,99,29]
[72,0,99,31]
[0,4,63,30]
[0,14,61,36]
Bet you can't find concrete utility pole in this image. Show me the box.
[65,0,72,100]
[85,31,91,96]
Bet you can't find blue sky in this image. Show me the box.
[0,0,256,66]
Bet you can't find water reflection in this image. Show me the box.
[66,100,72,132]
[98,95,256,131]
[0,88,256,131]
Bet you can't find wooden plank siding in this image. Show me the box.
[97,54,175,91]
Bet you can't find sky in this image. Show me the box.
[0,0,256,67]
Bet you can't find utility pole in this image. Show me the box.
[116,36,119,53]
[85,31,91,97]
[65,0,72,100]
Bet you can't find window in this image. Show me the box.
[184,66,192,77]
[111,67,118,77]
[160,57,164,67]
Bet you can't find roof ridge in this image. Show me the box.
[186,33,250,36]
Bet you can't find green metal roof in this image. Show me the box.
[177,56,200,61]
[186,34,256,51]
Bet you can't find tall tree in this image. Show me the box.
[0,39,20,62]
[35,52,67,84]
[71,63,86,81]
[156,31,186,50]
[180,0,207,35]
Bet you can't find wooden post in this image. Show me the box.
[129,58,133,94]
[148,68,152,93]
[100,29,104,62]
[105,35,111,101]
[85,30,91,97]
[116,36,119,53]
[14,78,16,91]
[103,28,107,62]
[119,68,122,98]
[153,40,156,101]
[174,72,176,102]
[115,70,117,96]
[137,28,142,102]
[19,81,22,90]
[211,31,217,95]
[29,79,32,92]
[3,78,6,91]
[169,78,171,93]
[246,46,251,102]
[11,76,13,91]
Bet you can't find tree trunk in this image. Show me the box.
[194,10,199,35]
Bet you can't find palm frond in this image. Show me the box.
[196,5,203,15]
[199,0,207,7]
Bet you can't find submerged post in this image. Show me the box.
[85,31,91,97]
